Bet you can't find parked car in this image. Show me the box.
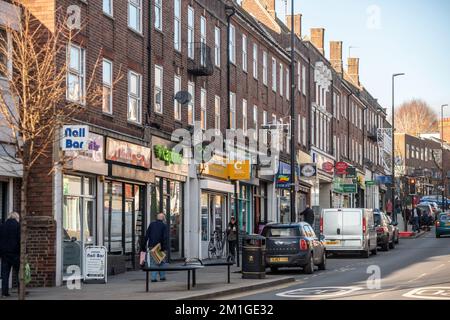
[436,213,450,238]
[262,222,326,274]
[386,214,400,245]
[320,208,377,258]
[420,201,441,218]
[373,211,395,251]
[417,204,434,229]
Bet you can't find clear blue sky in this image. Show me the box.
[276,0,450,119]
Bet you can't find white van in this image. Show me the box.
[320,208,377,258]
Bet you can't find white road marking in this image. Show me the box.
[403,287,450,300]
[276,286,363,299]
[407,273,427,283]
[432,264,446,271]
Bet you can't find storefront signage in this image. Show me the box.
[322,161,334,173]
[346,167,357,178]
[154,144,182,165]
[335,162,349,175]
[342,184,357,194]
[66,132,104,163]
[365,180,375,186]
[228,160,251,180]
[276,162,291,189]
[200,156,229,180]
[106,138,151,169]
[376,175,392,185]
[84,246,107,283]
[61,125,89,151]
[300,164,317,178]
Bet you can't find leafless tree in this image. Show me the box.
[395,99,438,136]
[0,3,120,299]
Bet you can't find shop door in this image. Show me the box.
[201,193,227,259]
[169,181,182,260]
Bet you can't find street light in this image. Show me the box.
[391,73,405,223]
[441,104,448,211]
[289,0,297,223]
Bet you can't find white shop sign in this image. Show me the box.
[61,125,89,151]
[84,246,107,283]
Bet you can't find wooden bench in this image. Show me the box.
[142,264,204,292]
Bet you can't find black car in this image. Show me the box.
[374,211,398,251]
[262,222,326,274]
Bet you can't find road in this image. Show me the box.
[219,229,450,300]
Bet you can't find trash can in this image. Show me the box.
[242,234,266,279]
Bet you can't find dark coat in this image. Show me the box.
[300,207,315,226]
[144,220,168,252]
[0,219,20,257]
[226,222,238,241]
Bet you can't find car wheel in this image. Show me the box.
[303,254,314,274]
[389,238,395,249]
[318,252,326,270]
[395,234,399,244]
[371,246,378,255]
[382,238,389,251]
[270,267,279,273]
[361,248,370,258]
[436,233,441,238]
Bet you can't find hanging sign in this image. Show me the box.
[335,162,349,175]
[322,161,334,173]
[84,246,107,284]
[300,164,317,178]
[228,160,251,180]
[276,162,291,188]
[61,125,89,151]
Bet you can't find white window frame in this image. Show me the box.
[229,24,236,64]
[253,43,258,79]
[200,16,207,66]
[201,88,207,130]
[263,111,268,144]
[187,6,194,59]
[155,0,162,31]
[102,59,113,114]
[272,57,277,92]
[302,116,306,146]
[103,0,113,17]
[230,92,236,129]
[174,0,181,51]
[242,99,248,135]
[301,65,306,94]
[154,65,163,114]
[188,82,195,125]
[215,95,221,134]
[279,63,283,97]
[214,27,221,67]
[66,44,86,105]
[242,34,247,72]
[174,75,181,121]
[286,68,290,100]
[253,105,258,141]
[127,70,142,124]
[128,0,143,34]
[262,51,268,85]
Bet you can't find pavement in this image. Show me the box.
[0,263,294,300]
[218,228,450,300]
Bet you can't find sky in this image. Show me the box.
[275,0,450,119]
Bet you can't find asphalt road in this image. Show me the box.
[220,229,450,300]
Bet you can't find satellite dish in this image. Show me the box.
[174,91,192,106]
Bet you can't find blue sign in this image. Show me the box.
[276,162,293,189]
[62,125,89,151]
[376,176,392,185]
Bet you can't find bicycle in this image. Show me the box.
[208,231,227,259]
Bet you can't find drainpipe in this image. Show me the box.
[145,0,153,130]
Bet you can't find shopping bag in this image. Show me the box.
[139,251,146,267]
[149,243,166,264]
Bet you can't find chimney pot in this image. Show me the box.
[310,28,325,55]
[348,57,360,87]
[330,41,343,75]
[286,14,302,38]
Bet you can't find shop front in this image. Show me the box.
[297,151,315,219]
[276,161,292,223]
[103,137,152,274]
[150,136,188,261]
[311,150,336,211]
[198,156,234,259]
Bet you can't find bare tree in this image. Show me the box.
[0,3,119,299]
[395,99,438,136]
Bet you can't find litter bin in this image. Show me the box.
[242,234,266,279]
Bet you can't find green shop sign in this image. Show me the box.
[342,184,357,193]
[365,180,375,186]
[153,145,183,165]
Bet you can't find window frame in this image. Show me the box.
[128,0,143,34]
[242,34,247,72]
[66,44,86,105]
[127,70,142,124]
[174,0,181,52]
[187,81,195,125]
[102,0,113,17]
[229,24,236,64]
[214,26,221,68]
[174,75,181,121]
[200,88,207,130]
[154,65,163,114]
[102,59,113,114]
[252,42,258,79]
[187,6,194,59]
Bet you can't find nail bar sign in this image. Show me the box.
[61,125,89,151]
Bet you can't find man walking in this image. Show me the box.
[226,216,238,263]
[299,206,315,226]
[144,213,168,282]
[411,205,420,233]
[0,212,20,298]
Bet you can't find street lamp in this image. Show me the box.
[289,0,297,223]
[441,104,448,211]
[391,73,405,223]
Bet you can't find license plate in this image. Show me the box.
[446,223,450,227]
[270,257,289,263]
[325,240,340,245]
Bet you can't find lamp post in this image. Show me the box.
[391,73,405,223]
[289,0,296,222]
[441,104,448,211]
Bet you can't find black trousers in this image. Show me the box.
[228,240,237,261]
[1,254,19,295]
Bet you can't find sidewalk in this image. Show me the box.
[5,265,294,300]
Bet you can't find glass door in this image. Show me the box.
[170,181,182,260]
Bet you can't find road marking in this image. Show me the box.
[408,273,427,283]
[371,291,385,298]
[403,287,450,300]
[276,286,364,299]
[432,264,446,271]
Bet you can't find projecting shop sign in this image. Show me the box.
[61,125,89,151]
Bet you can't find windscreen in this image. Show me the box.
[440,215,449,222]
[374,213,382,226]
[263,227,300,238]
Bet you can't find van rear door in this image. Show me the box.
[322,209,343,247]
[342,209,363,248]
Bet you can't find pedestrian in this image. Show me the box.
[144,213,168,282]
[226,216,238,263]
[0,212,20,298]
[404,207,411,231]
[299,206,315,226]
[411,205,420,233]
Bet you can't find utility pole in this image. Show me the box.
[442,104,448,211]
[289,0,296,222]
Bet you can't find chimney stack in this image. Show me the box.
[310,28,325,55]
[262,0,276,18]
[286,14,302,38]
[347,57,360,87]
[330,41,343,75]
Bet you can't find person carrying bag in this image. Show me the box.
[143,213,169,282]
